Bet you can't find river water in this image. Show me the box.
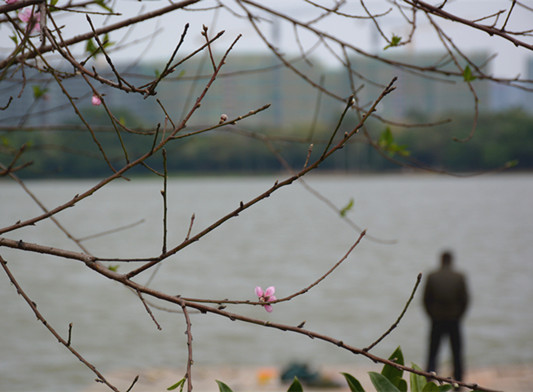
[1,174,532,391]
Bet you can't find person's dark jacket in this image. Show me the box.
[423,265,468,321]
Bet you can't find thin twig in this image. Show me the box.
[321,95,354,159]
[85,15,135,90]
[125,375,140,392]
[78,220,145,242]
[201,24,217,72]
[162,149,168,254]
[0,36,242,237]
[364,273,423,352]
[124,78,396,278]
[307,74,325,142]
[181,304,194,392]
[278,230,366,302]
[1,163,92,254]
[136,290,162,330]
[0,256,120,392]
[0,0,204,70]
[145,23,190,97]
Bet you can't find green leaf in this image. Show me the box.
[102,33,114,50]
[1,136,10,147]
[369,372,401,392]
[102,33,110,46]
[341,372,366,392]
[85,38,98,54]
[437,385,454,392]
[384,34,402,50]
[378,128,410,157]
[49,0,59,6]
[215,380,234,392]
[10,35,18,45]
[85,33,114,58]
[394,145,410,157]
[381,346,404,388]
[286,377,304,392]
[409,363,427,392]
[167,377,185,391]
[378,127,394,147]
[463,65,477,82]
[421,382,440,392]
[398,379,408,392]
[421,382,454,392]
[32,85,48,100]
[340,198,354,217]
[107,265,119,272]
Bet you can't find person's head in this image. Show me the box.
[441,251,453,267]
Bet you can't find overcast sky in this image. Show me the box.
[1,1,532,78]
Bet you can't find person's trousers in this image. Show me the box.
[426,319,464,381]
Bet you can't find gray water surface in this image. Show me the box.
[1,174,532,391]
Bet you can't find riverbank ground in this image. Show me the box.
[83,363,533,392]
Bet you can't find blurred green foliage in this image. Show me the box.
[2,108,532,178]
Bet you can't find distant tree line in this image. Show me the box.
[396,108,533,172]
[2,108,532,178]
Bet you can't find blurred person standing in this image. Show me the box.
[423,250,469,382]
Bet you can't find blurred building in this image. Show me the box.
[1,52,531,130]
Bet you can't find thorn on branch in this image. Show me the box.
[185,214,195,241]
[385,77,398,94]
[1,96,13,110]
[67,322,73,346]
[303,144,313,169]
[150,124,160,153]
[125,375,139,392]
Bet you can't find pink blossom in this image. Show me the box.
[6,0,19,4]
[18,7,40,33]
[255,286,276,312]
[91,94,101,106]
